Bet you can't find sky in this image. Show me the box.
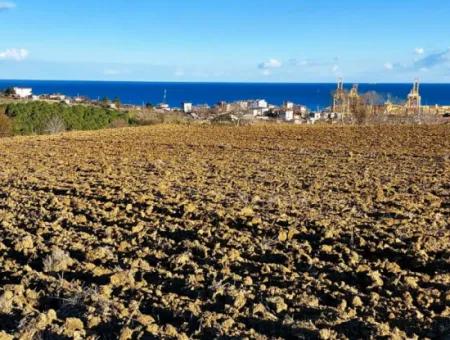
[0,0,449,82]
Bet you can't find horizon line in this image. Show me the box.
[1,78,450,85]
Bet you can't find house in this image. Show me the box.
[308,111,322,123]
[282,102,294,121]
[237,101,249,110]
[182,102,193,113]
[283,110,294,121]
[13,87,32,99]
[285,101,294,110]
[298,105,308,116]
[74,96,87,103]
[249,99,269,116]
[49,94,67,101]
[157,103,170,111]
[250,99,268,109]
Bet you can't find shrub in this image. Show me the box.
[43,247,74,272]
[134,110,190,125]
[109,118,129,129]
[0,113,12,137]
[44,115,66,134]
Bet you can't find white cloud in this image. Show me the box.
[261,69,271,76]
[258,58,282,70]
[103,69,121,76]
[289,58,337,69]
[174,69,185,77]
[380,49,449,75]
[414,48,450,69]
[0,1,15,11]
[289,59,311,67]
[414,47,425,55]
[0,48,29,61]
[384,62,394,70]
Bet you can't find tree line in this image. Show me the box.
[0,101,131,137]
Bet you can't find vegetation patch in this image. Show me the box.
[3,101,129,135]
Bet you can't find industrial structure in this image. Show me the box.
[348,84,360,112]
[332,79,426,118]
[406,79,422,114]
[332,78,349,116]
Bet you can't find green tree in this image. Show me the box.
[3,87,15,97]
[5,101,128,135]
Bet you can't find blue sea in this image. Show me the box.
[1,80,449,109]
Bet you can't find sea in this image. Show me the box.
[1,80,449,110]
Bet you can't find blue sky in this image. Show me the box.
[0,0,449,82]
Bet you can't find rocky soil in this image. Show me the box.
[0,124,449,339]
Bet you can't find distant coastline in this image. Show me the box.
[1,80,450,109]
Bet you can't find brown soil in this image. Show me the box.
[0,124,449,339]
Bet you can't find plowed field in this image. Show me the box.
[0,125,449,339]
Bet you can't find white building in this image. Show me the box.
[309,111,322,124]
[250,99,268,109]
[74,96,85,103]
[13,87,32,98]
[249,99,269,116]
[283,110,294,121]
[49,94,66,101]
[237,101,249,110]
[281,102,295,121]
[158,103,170,111]
[284,101,294,110]
[183,102,193,113]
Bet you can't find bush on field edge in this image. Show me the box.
[0,113,12,137]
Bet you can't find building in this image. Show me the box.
[48,94,66,101]
[250,99,268,109]
[298,105,308,117]
[157,103,170,111]
[282,102,294,121]
[237,101,249,110]
[308,111,322,123]
[285,101,294,110]
[182,102,193,113]
[74,96,87,103]
[249,99,269,116]
[283,110,294,121]
[13,87,32,99]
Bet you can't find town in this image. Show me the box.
[2,80,450,127]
